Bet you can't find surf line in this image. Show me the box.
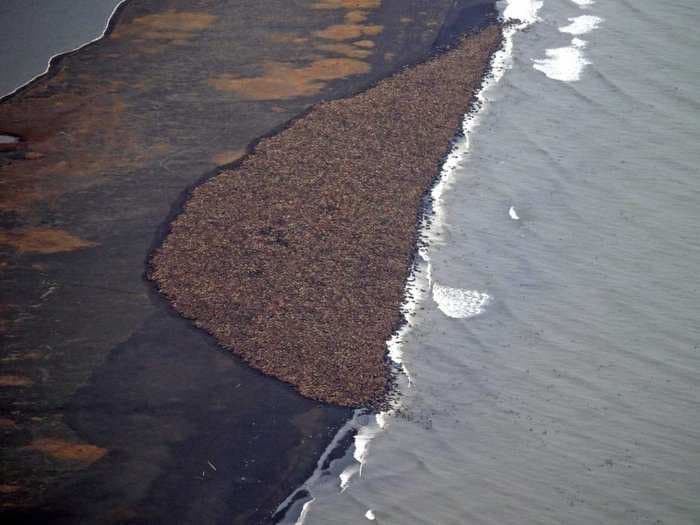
[273,1,544,523]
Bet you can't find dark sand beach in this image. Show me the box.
[0,0,497,522]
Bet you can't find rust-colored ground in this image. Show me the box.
[0,227,96,254]
[151,26,503,407]
[26,438,107,463]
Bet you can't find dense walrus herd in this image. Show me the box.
[150,25,503,407]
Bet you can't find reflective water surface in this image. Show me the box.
[0,0,123,97]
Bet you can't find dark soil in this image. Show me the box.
[150,25,503,407]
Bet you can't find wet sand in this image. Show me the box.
[151,26,503,407]
[0,0,496,521]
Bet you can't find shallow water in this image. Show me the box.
[293,0,700,523]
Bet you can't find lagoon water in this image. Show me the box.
[293,0,700,523]
[0,0,122,97]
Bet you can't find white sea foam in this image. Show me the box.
[571,0,594,6]
[353,419,379,468]
[534,7,604,82]
[276,2,540,521]
[329,0,538,493]
[273,414,358,514]
[433,284,490,319]
[339,463,360,491]
[503,0,544,25]
[559,15,603,35]
[534,38,590,82]
[293,498,315,525]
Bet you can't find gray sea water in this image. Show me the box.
[293,0,700,523]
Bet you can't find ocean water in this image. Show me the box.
[285,0,700,523]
